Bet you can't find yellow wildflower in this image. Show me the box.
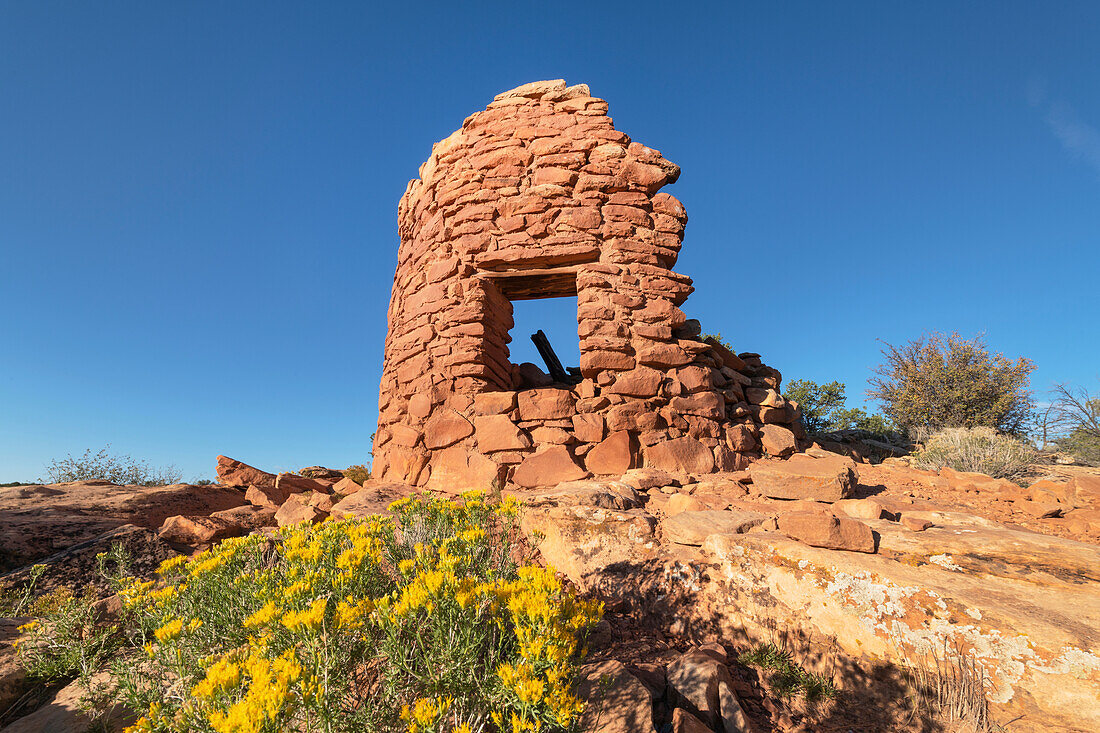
[153,618,183,643]
[281,597,327,632]
[243,602,278,629]
[192,657,241,699]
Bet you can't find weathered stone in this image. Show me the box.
[901,516,933,531]
[424,410,475,449]
[776,511,875,552]
[425,446,505,494]
[645,437,715,474]
[158,515,239,545]
[517,389,577,420]
[0,481,245,573]
[524,480,642,511]
[474,414,532,452]
[572,413,606,443]
[585,430,637,475]
[331,476,363,495]
[216,455,275,488]
[512,446,590,488]
[245,483,291,509]
[758,425,797,457]
[833,497,888,520]
[520,505,658,585]
[663,510,767,546]
[620,467,680,491]
[329,481,418,519]
[494,79,567,100]
[275,494,328,526]
[209,504,277,533]
[576,660,656,733]
[666,649,733,728]
[671,708,712,733]
[473,391,517,415]
[275,472,332,495]
[703,527,1100,732]
[0,672,132,733]
[748,454,858,502]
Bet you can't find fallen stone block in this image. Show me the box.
[776,511,875,553]
[275,495,328,526]
[158,515,239,545]
[748,454,858,503]
[216,455,275,488]
[209,504,277,533]
[664,510,766,546]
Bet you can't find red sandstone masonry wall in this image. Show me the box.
[373,80,802,490]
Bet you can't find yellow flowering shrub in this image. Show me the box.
[21,491,601,733]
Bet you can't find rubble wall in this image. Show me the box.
[374,80,803,490]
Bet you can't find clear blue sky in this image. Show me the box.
[2,2,1097,482]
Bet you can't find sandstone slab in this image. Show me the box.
[575,660,655,733]
[748,454,857,502]
[158,515,239,545]
[0,481,244,572]
[645,437,715,474]
[702,531,1100,732]
[585,430,637,475]
[274,495,328,526]
[512,446,590,488]
[777,511,875,553]
[521,505,658,585]
[663,510,767,546]
[216,455,275,488]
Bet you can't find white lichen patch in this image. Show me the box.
[928,553,964,571]
[823,570,923,621]
[1030,647,1100,677]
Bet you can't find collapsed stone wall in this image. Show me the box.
[373,80,804,491]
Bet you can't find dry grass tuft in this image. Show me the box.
[912,427,1035,481]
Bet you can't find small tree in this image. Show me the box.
[868,332,1035,437]
[1043,381,1100,465]
[784,379,894,437]
[784,380,846,434]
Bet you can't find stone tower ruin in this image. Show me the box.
[373,80,803,490]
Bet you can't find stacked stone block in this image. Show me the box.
[373,80,803,490]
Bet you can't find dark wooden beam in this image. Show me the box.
[478,266,580,300]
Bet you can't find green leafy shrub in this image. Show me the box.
[869,332,1035,436]
[42,445,183,486]
[344,464,371,484]
[18,493,602,733]
[911,427,1036,480]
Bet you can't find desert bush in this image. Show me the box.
[18,493,602,733]
[1056,429,1100,466]
[42,446,183,486]
[15,586,118,683]
[911,427,1036,480]
[784,379,894,438]
[868,332,1035,436]
[344,464,371,484]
